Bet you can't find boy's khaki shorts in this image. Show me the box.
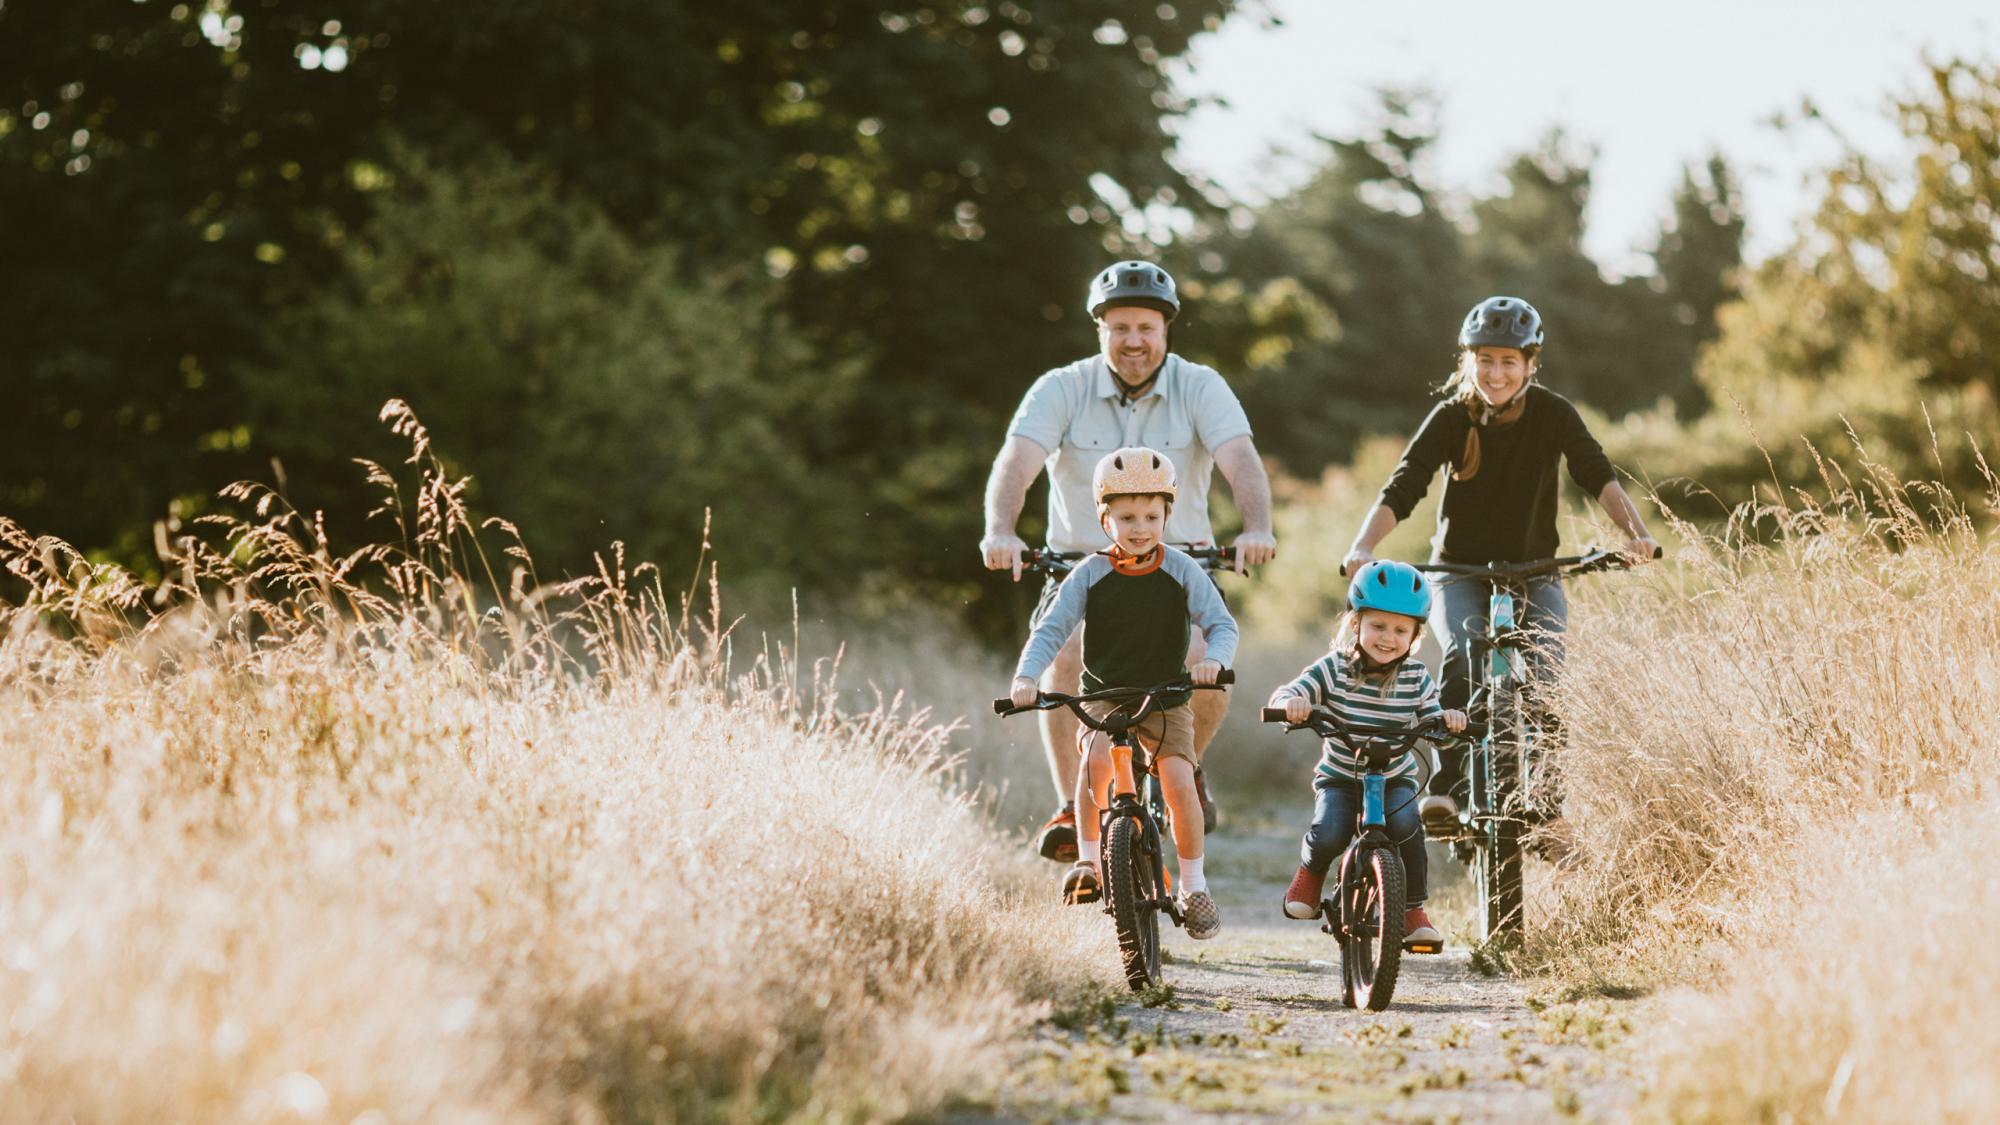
[1077,699,1197,764]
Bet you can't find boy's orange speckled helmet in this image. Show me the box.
[1093,446,1177,509]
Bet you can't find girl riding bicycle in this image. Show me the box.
[1340,296,1659,832]
[1009,446,1238,938]
[1268,560,1465,949]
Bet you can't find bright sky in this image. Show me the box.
[1170,0,1997,275]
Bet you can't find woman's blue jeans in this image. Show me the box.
[1301,775,1427,906]
[1428,573,1568,802]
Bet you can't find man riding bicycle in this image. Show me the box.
[1340,296,1659,833]
[982,260,1277,861]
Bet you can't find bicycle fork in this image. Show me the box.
[1326,775,1390,939]
[1101,737,1180,922]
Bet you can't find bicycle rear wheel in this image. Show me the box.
[1341,847,1405,1011]
[1105,813,1162,990]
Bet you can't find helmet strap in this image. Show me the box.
[1111,358,1165,403]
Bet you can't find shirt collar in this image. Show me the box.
[1094,354,1175,403]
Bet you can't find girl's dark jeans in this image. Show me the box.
[1300,775,1427,906]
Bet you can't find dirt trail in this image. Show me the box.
[954,829,1644,1123]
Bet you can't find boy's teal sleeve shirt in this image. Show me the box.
[1012,555,1102,682]
[1161,548,1237,668]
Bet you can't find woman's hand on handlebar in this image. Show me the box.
[1008,676,1039,709]
[1189,659,1224,687]
[1620,535,1662,566]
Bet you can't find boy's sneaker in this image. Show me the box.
[1180,891,1222,939]
[1062,861,1101,905]
[1418,794,1460,838]
[1193,765,1218,833]
[1403,907,1443,951]
[1283,865,1325,919]
[1036,803,1078,862]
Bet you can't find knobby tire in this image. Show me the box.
[1343,847,1406,1011]
[1105,813,1161,991]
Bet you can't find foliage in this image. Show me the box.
[1614,58,2000,516]
[0,0,1235,597]
[241,147,861,592]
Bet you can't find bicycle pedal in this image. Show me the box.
[1403,941,1444,955]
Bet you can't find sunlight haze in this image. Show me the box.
[1173,0,1998,273]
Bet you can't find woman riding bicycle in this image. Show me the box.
[1339,296,1660,833]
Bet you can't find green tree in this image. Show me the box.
[1465,134,1691,417]
[1,0,1238,604]
[1634,60,2000,511]
[1185,93,1472,475]
[243,149,859,592]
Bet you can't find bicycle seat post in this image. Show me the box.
[1108,728,1140,802]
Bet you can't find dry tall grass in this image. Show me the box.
[1539,444,2000,1121]
[0,402,1099,1123]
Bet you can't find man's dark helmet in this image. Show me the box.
[1458,296,1543,352]
[1087,261,1179,321]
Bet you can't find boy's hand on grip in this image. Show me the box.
[1009,677,1039,709]
[1284,696,1313,724]
[1190,659,1223,686]
[1442,708,1467,733]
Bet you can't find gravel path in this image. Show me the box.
[954,828,1644,1123]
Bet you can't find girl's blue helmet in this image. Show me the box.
[1347,560,1433,620]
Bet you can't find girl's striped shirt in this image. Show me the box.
[1267,649,1443,783]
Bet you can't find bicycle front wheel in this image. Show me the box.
[1342,847,1406,1011]
[1105,813,1162,991]
[1475,704,1528,943]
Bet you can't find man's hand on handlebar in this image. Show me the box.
[1339,546,1374,578]
[1230,531,1276,574]
[1009,675,1039,709]
[1189,659,1224,686]
[981,533,1030,581]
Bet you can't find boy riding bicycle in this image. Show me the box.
[1267,560,1466,950]
[1010,445,1238,939]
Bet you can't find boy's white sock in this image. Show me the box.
[1077,836,1101,867]
[1178,855,1206,894]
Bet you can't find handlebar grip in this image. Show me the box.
[993,698,1016,715]
[1650,544,1665,559]
[1216,668,1235,686]
[1260,707,1290,723]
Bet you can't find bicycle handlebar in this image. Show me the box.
[1259,706,1463,757]
[1412,544,1663,584]
[1339,544,1662,581]
[993,669,1234,720]
[1019,544,1240,578]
